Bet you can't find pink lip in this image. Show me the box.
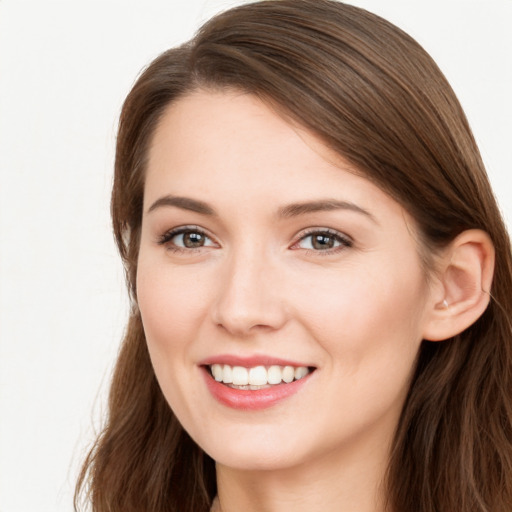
[198,354,311,368]
[200,366,314,411]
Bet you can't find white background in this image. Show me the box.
[0,1,510,511]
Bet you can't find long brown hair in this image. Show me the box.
[75,1,512,511]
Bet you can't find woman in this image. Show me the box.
[75,1,512,511]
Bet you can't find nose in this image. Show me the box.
[210,248,289,337]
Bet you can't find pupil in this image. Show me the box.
[184,232,204,248]
[312,234,334,250]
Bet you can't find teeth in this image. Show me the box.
[212,364,223,382]
[249,366,267,385]
[209,364,311,386]
[267,365,282,384]
[282,366,294,383]
[222,364,233,384]
[232,366,249,385]
[294,366,309,380]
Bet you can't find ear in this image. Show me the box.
[422,229,495,342]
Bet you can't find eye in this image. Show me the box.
[158,226,217,251]
[292,229,352,252]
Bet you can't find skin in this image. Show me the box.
[137,90,440,512]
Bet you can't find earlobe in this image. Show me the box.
[422,229,495,342]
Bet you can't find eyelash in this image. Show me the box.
[157,226,353,255]
[157,225,216,253]
[291,228,353,255]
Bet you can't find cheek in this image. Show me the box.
[136,259,210,347]
[136,263,209,409]
[136,259,213,417]
[289,259,427,440]
[292,255,428,368]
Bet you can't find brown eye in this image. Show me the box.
[294,230,352,252]
[182,231,206,248]
[311,233,336,250]
[158,227,216,250]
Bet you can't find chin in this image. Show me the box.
[195,428,309,471]
[211,446,302,472]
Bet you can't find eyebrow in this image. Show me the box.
[147,195,216,216]
[278,199,376,222]
[147,195,376,223]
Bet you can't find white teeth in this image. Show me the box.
[209,363,311,386]
[232,366,249,385]
[267,365,282,385]
[212,364,223,382]
[222,364,233,384]
[282,366,295,383]
[248,366,267,385]
[294,366,309,380]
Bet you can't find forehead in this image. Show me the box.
[144,90,405,223]
[147,89,343,176]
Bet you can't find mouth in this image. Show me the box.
[199,355,317,409]
[206,363,315,390]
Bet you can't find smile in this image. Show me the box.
[202,361,316,410]
[209,364,312,389]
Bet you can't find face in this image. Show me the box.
[137,90,435,472]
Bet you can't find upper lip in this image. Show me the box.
[198,354,314,368]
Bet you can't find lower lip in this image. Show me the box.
[202,367,312,410]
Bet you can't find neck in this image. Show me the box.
[214,434,391,512]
